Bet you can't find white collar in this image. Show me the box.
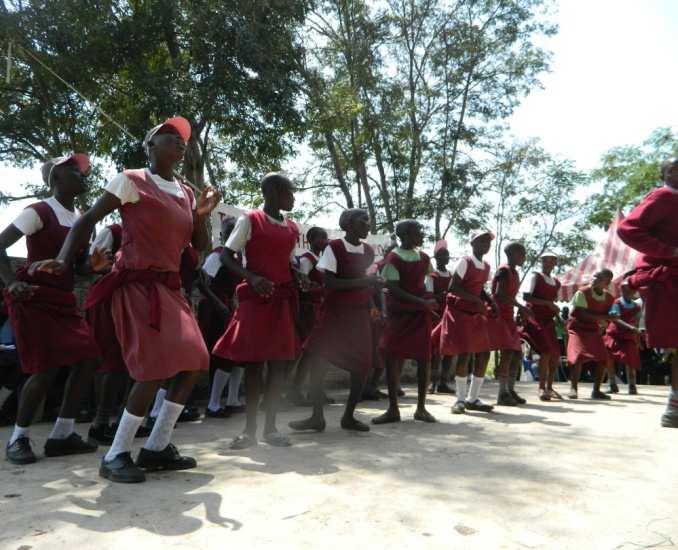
[307,250,320,260]
[434,268,451,276]
[342,238,365,253]
[539,272,556,286]
[469,256,485,269]
[46,195,75,214]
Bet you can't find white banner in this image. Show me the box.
[211,204,393,259]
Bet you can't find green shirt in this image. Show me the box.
[381,247,432,281]
[571,287,606,308]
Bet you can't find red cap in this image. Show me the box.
[143,116,191,151]
[41,153,90,184]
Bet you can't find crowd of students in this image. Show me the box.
[0,116,676,485]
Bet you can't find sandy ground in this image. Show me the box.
[0,381,676,550]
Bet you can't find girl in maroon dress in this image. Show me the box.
[198,216,244,417]
[289,209,383,433]
[488,242,534,406]
[604,282,642,395]
[428,241,455,394]
[617,158,678,427]
[373,220,438,425]
[32,117,220,483]
[212,173,305,450]
[566,269,617,400]
[0,154,101,465]
[287,226,329,406]
[441,230,497,415]
[522,251,562,401]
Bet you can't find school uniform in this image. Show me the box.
[212,210,300,363]
[197,247,242,350]
[485,265,522,352]
[4,198,99,374]
[618,185,678,349]
[566,286,614,365]
[427,269,451,357]
[298,251,324,346]
[306,239,375,374]
[380,248,433,361]
[84,169,209,382]
[520,272,561,357]
[604,297,641,370]
[440,256,491,356]
[86,223,125,374]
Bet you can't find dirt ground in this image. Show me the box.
[0,381,676,550]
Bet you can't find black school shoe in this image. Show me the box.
[628,384,638,395]
[100,452,146,483]
[465,399,494,412]
[510,390,527,405]
[497,391,518,406]
[178,406,201,423]
[205,407,232,418]
[6,437,37,465]
[591,390,612,400]
[661,408,678,428]
[88,424,116,446]
[136,443,197,472]
[44,433,97,457]
[436,382,456,394]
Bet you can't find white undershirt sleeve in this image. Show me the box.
[299,256,314,275]
[316,245,337,273]
[225,215,251,253]
[90,226,114,254]
[453,258,468,279]
[202,252,222,278]
[12,208,43,236]
[104,173,140,205]
[527,273,538,294]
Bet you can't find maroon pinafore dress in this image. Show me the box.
[520,272,561,357]
[4,202,99,374]
[566,287,614,365]
[298,251,325,347]
[87,223,125,375]
[197,247,243,350]
[86,169,208,381]
[213,210,300,363]
[604,299,641,370]
[486,265,522,352]
[440,257,491,355]
[307,240,375,374]
[429,271,451,357]
[380,251,433,362]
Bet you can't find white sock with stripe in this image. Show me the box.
[468,375,485,402]
[105,409,144,461]
[208,370,230,412]
[455,376,467,404]
[144,400,183,452]
[9,424,29,446]
[226,367,243,406]
[150,388,167,419]
[49,417,75,440]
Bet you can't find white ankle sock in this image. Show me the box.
[9,424,29,446]
[49,417,75,440]
[144,400,183,452]
[208,370,230,411]
[150,388,167,419]
[226,367,243,406]
[668,389,678,410]
[0,387,12,409]
[455,376,467,404]
[105,409,144,461]
[468,375,485,402]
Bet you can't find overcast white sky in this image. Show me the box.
[1,0,677,257]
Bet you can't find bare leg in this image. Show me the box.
[93,372,128,428]
[569,362,581,398]
[372,356,401,424]
[289,356,326,431]
[341,371,369,430]
[414,360,436,422]
[15,369,59,427]
[263,360,288,437]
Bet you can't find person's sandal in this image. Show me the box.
[263,432,292,447]
[230,433,257,450]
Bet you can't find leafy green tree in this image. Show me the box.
[587,127,678,228]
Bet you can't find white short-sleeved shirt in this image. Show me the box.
[226,212,297,262]
[425,268,452,292]
[299,251,319,275]
[90,226,115,254]
[12,196,79,236]
[527,272,556,294]
[202,251,222,278]
[317,239,365,274]
[452,256,486,279]
[105,168,196,209]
